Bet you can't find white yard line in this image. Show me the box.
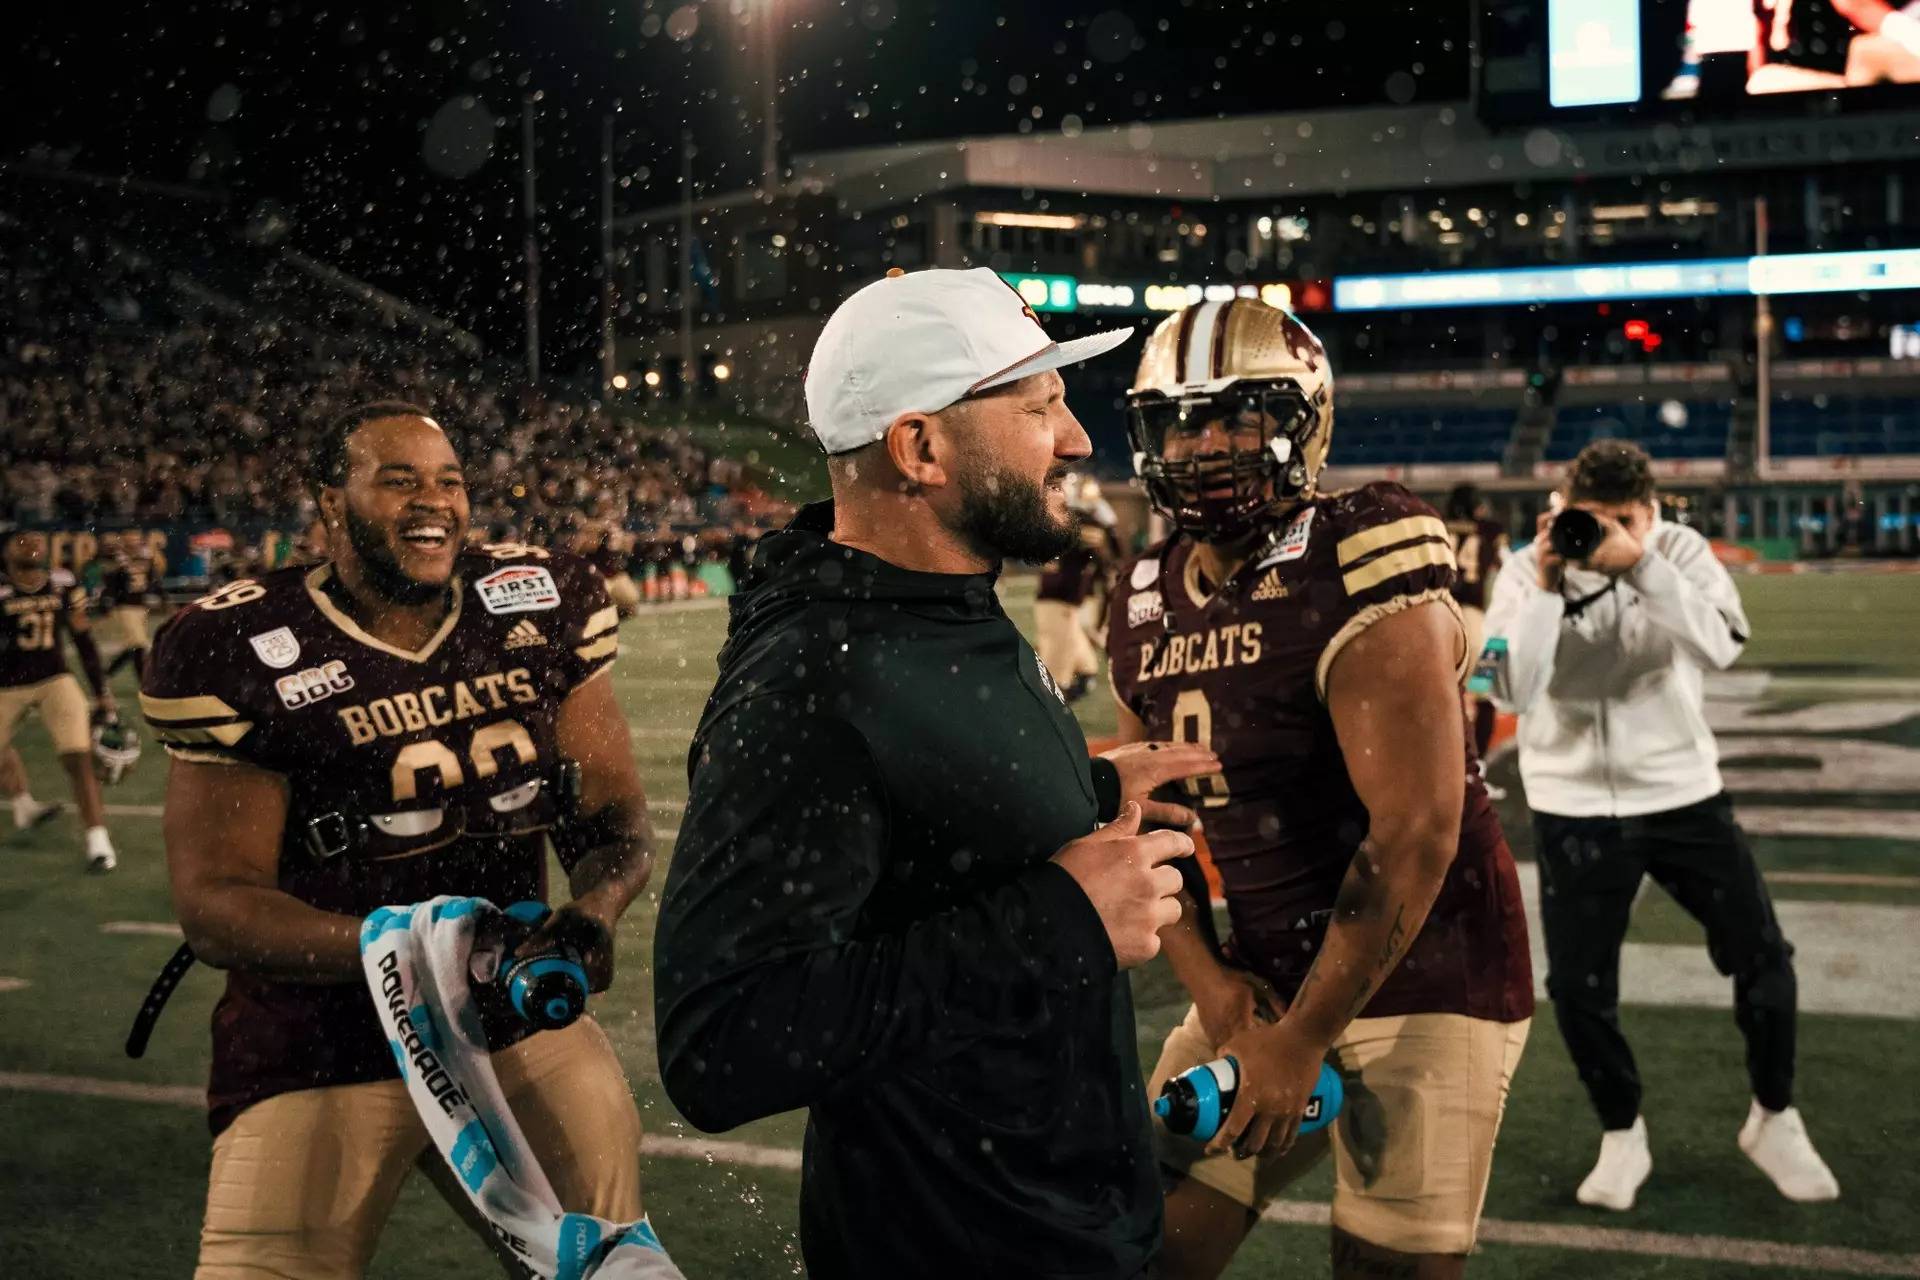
[100,921,183,938]
[1258,1201,1920,1276]
[0,1070,203,1108]
[1706,671,1920,700]
[1737,807,1920,841]
[628,725,703,744]
[1514,864,1920,1019]
[0,1068,1911,1276]
[0,977,28,993]
[1768,870,1920,888]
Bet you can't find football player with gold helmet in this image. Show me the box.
[1108,301,1534,1279]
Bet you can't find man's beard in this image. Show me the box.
[950,460,1082,565]
[342,505,447,605]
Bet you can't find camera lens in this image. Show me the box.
[1549,508,1603,561]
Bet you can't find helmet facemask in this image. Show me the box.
[1128,381,1319,541]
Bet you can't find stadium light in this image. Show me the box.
[976,211,1083,231]
[611,373,630,390]
[644,370,663,388]
[713,363,732,381]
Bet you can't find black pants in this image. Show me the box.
[1534,792,1797,1131]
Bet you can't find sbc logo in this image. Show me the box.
[276,660,356,709]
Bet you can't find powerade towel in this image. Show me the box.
[359,897,683,1280]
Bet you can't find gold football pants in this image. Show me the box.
[194,1017,643,1279]
[1152,1006,1529,1255]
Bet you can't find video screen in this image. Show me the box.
[1549,0,1920,108]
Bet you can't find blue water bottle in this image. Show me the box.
[496,901,589,1031]
[1154,1055,1344,1143]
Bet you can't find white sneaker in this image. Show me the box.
[1577,1116,1652,1211]
[1739,1101,1840,1202]
[12,799,62,833]
[86,846,117,874]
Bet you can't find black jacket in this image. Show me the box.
[654,502,1161,1278]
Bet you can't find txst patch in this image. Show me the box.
[248,626,301,669]
[1127,589,1164,628]
[475,565,560,615]
[1258,507,1315,567]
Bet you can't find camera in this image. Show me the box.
[1548,507,1604,561]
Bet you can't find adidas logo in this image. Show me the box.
[505,619,547,650]
[1250,569,1289,602]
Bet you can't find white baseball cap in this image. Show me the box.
[804,267,1134,455]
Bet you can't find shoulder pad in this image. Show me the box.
[1326,483,1455,603]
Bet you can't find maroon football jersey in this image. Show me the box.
[1448,517,1507,612]
[1108,483,1532,1023]
[0,569,85,688]
[140,544,620,1133]
[99,556,163,610]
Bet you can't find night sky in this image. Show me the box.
[5,0,1469,374]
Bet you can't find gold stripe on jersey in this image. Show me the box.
[575,634,619,665]
[582,606,619,639]
[1342,539,1456,596]
[1336,515,1450,567]
[154,721,254,747]
[163,745,248,766]
[139,691,245,726]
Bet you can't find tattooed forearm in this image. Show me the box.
[1376,904,1408,973]
[1339,902,1410,1023]
[1286,840,1446,1048]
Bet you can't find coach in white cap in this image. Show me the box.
[656,267,1220,1277]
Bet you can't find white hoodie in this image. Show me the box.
[1481,519,1750,819]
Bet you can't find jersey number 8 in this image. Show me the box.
[1172,688,1231,807]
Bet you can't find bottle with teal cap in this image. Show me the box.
[1154,1055,1344,1143]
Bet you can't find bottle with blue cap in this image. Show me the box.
[1154,1055,1344,1144]
[492,901,590,1031]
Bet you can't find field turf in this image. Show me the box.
[1,571,1916,1277]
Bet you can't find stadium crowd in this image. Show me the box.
[0,323,788,596]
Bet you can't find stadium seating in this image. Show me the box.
[2,182,777,548]
[1544,399,1733,462]
[1336,406,1516,467]
[1769,394,1920,458]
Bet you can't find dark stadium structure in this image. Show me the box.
[616,89,1920,560]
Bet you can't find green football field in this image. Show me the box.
[2,572,1917,1278]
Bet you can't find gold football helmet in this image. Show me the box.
[1127,299,1335,538]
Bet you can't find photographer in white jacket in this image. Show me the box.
[1482,440,1838,1212]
